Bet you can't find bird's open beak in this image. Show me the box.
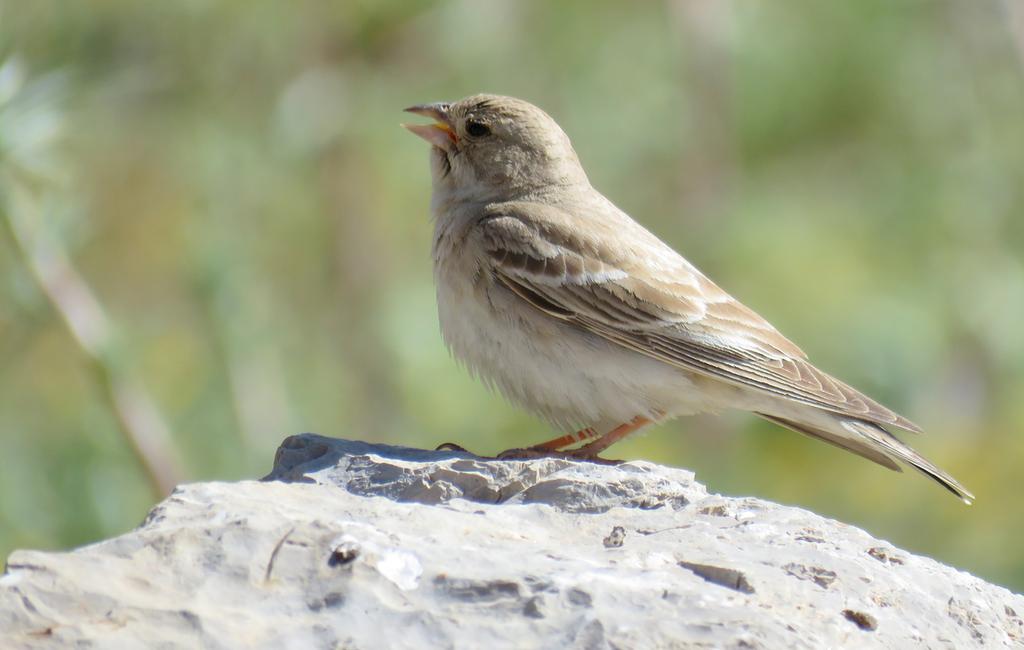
[402,103,457,150]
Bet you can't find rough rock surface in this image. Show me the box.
[2,434,1022,649]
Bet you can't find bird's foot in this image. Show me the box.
[496,446,624,465]
[436,441,623,465]
[560,449,624,465]
[494,446,553,460]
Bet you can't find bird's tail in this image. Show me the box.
[756,413,974,504]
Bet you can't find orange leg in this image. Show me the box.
[531,427,599,451]
[437,426,599,455]
[496,416,653,462]
[567,416,652,458]
[442,416,655,461]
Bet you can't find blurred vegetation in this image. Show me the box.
[1,1,1022,591]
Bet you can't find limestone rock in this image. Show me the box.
[2,434,1021,648]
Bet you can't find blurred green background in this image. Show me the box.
[2,1,1023,591]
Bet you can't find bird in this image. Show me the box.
[402,93,973,503]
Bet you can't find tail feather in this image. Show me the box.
[757,413,901,471]
[757,412,974,504]
[841,419,974,505]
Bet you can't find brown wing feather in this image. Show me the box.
[479,206,922,433]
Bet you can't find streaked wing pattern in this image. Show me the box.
[477,208,922,433]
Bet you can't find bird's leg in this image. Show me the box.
[436,427,599,457]
[531,427,600,451]
[497,416,653,462]
[442,417,650,462]
[564,416,653,460]
[495,427,599,459]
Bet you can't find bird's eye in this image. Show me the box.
[465,121,491,137]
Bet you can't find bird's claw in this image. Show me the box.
[436,442,623,465]
[496,446,623,465]
[495,447,552,460]
[435,442,472,453]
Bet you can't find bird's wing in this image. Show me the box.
[473,202,922,432]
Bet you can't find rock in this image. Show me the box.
[2,433,1022,649]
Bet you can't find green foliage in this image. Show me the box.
[2,1,1022,590]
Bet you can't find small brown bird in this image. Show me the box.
[403,94,972,503]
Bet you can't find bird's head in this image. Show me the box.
[403,94,588,202]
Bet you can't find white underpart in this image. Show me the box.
[432,201,750,435]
